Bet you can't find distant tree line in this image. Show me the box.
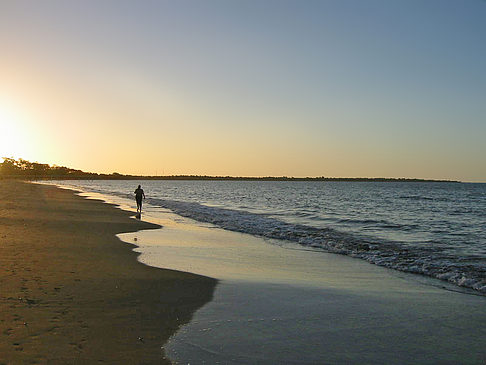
[0,157,459,182]
[0,157,117,179]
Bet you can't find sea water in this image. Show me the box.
[50,180,486,294]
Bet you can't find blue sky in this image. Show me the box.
[0,0,485,180]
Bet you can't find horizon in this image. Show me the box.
[1,1,485,182]
[0,156,469,183]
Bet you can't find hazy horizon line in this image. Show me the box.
[3,157,485,183]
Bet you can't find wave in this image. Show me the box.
[146,197,485,294]
[398,195,451,202]
[335,218,420,230]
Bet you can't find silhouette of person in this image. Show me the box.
[134,185,145,213]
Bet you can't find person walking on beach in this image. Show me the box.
[134,185,145,213]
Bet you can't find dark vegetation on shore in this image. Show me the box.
[1,157,460,182]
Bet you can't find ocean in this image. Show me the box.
[51,180,486,294]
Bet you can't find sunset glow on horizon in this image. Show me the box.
[1,0,485,182]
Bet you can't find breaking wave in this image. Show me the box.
[148,197,485,294]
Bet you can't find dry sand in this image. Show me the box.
[0,180,217,364]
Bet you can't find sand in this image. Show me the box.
[0,180,217,364]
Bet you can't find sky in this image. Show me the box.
[0,0,485,181]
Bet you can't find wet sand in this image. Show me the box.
[0,181,217,364]
[118,207,486,364]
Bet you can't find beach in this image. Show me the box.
[0,181,216,364]
[1,180,485,364]
[2,0,485,363]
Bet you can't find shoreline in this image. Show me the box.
[0,180,217,364]
[112,197,485,364]
[17,181,486,363]
[42,179,485,295]
[56,182,480,296]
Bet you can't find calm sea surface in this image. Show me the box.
[53,180,486,293]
